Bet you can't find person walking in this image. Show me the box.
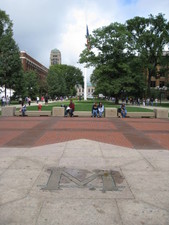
[45,94,48,105]
[36,96,39,104]
[28,97,31,106]
[6,95,10,105]
[155,98,158,106]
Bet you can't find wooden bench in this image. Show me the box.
[15,110,51,117]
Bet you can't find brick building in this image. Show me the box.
[150,51,169,88]
[20,51,48,78]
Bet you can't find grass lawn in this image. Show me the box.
[156,103,169,107]
[24,100,153,112]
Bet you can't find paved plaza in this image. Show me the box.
[0,116,169,224]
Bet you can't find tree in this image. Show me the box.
[47,66,67,98]
[47,64,84,98]
[79,22,145,102]
[126,13,169,96]
[12,70,25,98]
[38,74,48,97]
[0,10,22,96]
[22,71,39,99]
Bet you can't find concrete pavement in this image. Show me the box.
[0,117,169,225]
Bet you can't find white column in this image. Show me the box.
[84,67,87,100]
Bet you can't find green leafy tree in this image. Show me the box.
[38,75,48,97]
[47,66,66,98]
[61,64,84,96]
[79,22,144,102]
[0,10,22,96]
[47,64,83,98]
[12,70,25,98]
[126,13,169,96]
[22,71,39,99]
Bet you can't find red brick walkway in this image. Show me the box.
[0,117,169,149]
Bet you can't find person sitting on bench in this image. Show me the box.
[121,103,127,118]
[65,99,75,117]
[98,102,104,117]
[92,102,98,117]
[19,102,27,116]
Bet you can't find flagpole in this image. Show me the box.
[84,24,90,101]
[84,67,87,100]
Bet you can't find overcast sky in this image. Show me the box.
[1,0,169,79]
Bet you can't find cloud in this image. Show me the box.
[1,0,169,80]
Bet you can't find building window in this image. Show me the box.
[150,81,156,87]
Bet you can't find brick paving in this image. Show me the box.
[0,117,169,149]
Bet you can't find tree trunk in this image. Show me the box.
[5,85,6,98]
[147,69,152,97]
[115,95,119,104]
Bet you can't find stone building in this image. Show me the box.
[50,49,61,65]
[76,82,95,98]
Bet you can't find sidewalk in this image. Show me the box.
[0,117,169,224]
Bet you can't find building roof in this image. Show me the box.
[51,48,60,53]
[87,82,95,87]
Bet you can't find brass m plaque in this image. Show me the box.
[41,168,122,192]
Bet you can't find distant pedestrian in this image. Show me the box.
[19,97,22,104]
[1,96,6,106]
[6,95,10,105]
[28,97,31,106]
[25,97,28,104]
[36,96,39,104]
[45,94,48,105]
[126,97,128,104]
[137,98,140,106]
[146,98,150,106]
[41,96,44,102]
[150,97,154,106]
[155,98,158,106]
